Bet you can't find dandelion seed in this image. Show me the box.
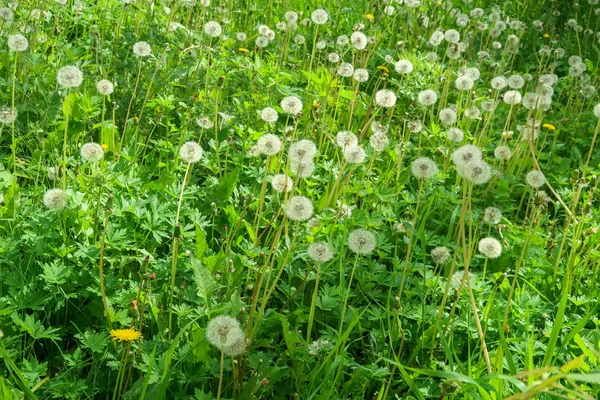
[336,131,358,148]
[369,133,389,152]
[374,89,396,108]
[7,34,29,52]
[343,144,366,164]
[458,160,491,184]
[347,229,377,255]
[289,160,315,178]
[110,328,142,342]
[446,127,464,142]
[260,107,278,123]
[96,79,114,96]
[337,62,354,77]
[431,246,451,264]
[289,139,317,163]
[0,107,17,124]
[526,170,545,188]
[439,108,457,125]
[133,41,152,57]
[284,196,314,221]
[494,145,512,160]
[478,237,502,258]
[280,96,303,115]
[418,89,438,106]
[256,134,282,156]
[204,21,222,37]
[351,31,368,50]
[311,9,328,24]
[452,144,482,167]
[482,207,502,225]
[307,242,334,263]
[503,90,522,105]
[179,142,203,164]
[80,143,104,162]
[206,315,242,349]
[394,59,413,74]
[271,174,293,192]
[43,188,68,211]
[411,157,438,179]
[57,65,83,88]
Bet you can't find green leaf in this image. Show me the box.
[191,256,217,305]
[208,169,239,204]
[195,225,208,259]
[62,92,79,118]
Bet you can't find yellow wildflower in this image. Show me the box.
[543,33,550,38]
[239,48,250,53]
[377,65,389,74]
[110,328,142,342]
[365,14,374,20]
[101,144,108,151]
[542,123,556,131]
[312,103,321,109]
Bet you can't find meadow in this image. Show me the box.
[1,0,600,398]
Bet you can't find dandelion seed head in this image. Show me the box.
[179,142,203,163]
[308,241,334,263]
[374,89,396,108]
[257,134,282,156]
[338,62,354,77]
[285,196,314,221]
[418,89,438,106]
[7,34,29,52]
[351,31,368,50]
[311,9,328,24]
[453,145,482,167]
[43,188,68,211]
[369,133,389,152]
[0,106,17,124]
[455,75,474,91]
[431,246,451,264]
[526,170,545,188]
[280,96,303,115]
[507,75,524,89]
[343,144,366,164]
[271,174,293,192]
[223,330,246,356]
[439,108,457,125]
[458,160,491,184]
[482,207,502,225]
[446,127,464,142]
[80,142,104,162]
[96,79,114,96]
[336,131,358,148]
[204,21,222,37]
[593,103,600,118]
[289,159,315,178]
[371,121,389,135]
[206,315,242,349]
[444,29,460,43]
[478,237,502,258]
[347,229,377,255]
[260,107,278,123]
[394,59,414,74]
[57,65,83,88]
[503,90,522,105]
[491,76,507,90]
[133,41,152,57]
[411,157,439,179]
[353,68,369,82]
[289,139,317,163]
[494,145,512,160]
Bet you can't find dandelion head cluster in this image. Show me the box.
[446,127,464,142]
[394,59,413,74]
[311,9,328,24]
[478,237,502,258]
[336,131,358,148]
[256,134,282,156]
[80,143,104,162]
[482,207,502,225]
[526,170,545,188]
[271,174,293,192]
[179,142,203,163]
[57,65,83,88]
[96,79,114,96]
[7,34,29,52]
[206,315,245,352]
[369,133,389,152]
[374,89,396,108]
[452,144,482,167]
[289,139,317,163]
[43,188,68,211]
[439,108,457,125]
[343,144,366,164]
[411,157,438,180]
[431,246,451,264]
[347,229,377,255]
[280,96,303,115]
[284,196,314,221]
[418,89,438,106]
[494,145,512,160]
[133,41,152,57]
[307,241,334,263]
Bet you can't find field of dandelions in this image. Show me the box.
[2,0,600,399]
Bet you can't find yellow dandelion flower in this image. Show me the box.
[542,123,556,131]
[377,65,389,74]
[101,144,108,151]
[365,14,374,20]
[110,328,142,342]
[543,33,550,38]
[239,48,250,53]
[312,103,321,109]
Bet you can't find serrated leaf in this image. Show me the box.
[191,256,217,305]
